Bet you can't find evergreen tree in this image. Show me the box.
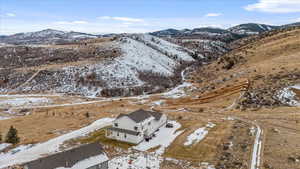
[5,126,20,145]
[85,112,90,118]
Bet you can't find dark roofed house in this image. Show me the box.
[106,109,167,144]
[22,143,108,169]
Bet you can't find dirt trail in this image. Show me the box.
[167,80,249,106]
[8,69,43,94]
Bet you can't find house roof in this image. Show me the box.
[117,109,163,123]
[23,143,108,169]
[107,127,140,136]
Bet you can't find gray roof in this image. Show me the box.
[23,143,107,169]
[107,127,140,136]
[116,109,163,123]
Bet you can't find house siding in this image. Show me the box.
[145,114,167,136]
[106,113,167,144]
[106,130,143,144]
[113,116,138,131]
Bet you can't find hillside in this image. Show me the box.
[0,29,99,45]
[185,26,300,169]
[228,23,279,35]
[190,26,300,108]
[151,23,300,60]
[0,34,195,97]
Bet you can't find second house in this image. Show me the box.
[106,109,167,144]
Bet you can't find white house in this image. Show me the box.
[106,109,167,144]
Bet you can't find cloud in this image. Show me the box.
[54,20,88,25]
[245,0,300,13]
[5,13,16,17]
[205,13,222,17]
[98,16,144,22]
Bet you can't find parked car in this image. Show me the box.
[166,123,174,128]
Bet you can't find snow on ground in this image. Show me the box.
[0,116,11,121]
[137,34,195,62]
[120,37,178,76]
[292,84,300,90]
[56,154,108,169]
[151,100,165,106]
[0,144,11,152]
[2,34,194,97]
[110,121,184,169]
[0,94,62,97]
[276,87,300,106]
[199,162,216,169]
[109,152,161,169]
[250,124,263,169]
[184,122,216,146]
[163,82,192,98]
[163,67,195,99]
[0,118,114,168]
[133,121,183,155]
[0,97,51,108]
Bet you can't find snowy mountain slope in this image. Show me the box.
[151,23,281,38]
[228,23,279,35]
[0,29,98,45]
[133,34,197,61]
[2,34,194,97]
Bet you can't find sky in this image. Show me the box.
[1,0,300,35]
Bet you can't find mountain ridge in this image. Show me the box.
[151,22,300,37]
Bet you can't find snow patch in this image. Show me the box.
[109,152,160,169]
[276,87,300,106]
[0,116,11,121]
[0,118,114,168]
[184,122,216,146]
[151,100,165,106]
[0,97,50,108]
[163,82,192,98]
[0,144,11,152]
[133,121,183,155]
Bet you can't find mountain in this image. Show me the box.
[191,25,300,109]
[151,27,232,37]
[150,22,299,61]
[0,29,98,45]
[228,23,279,35]
[0,34,195,97]
[151,23,280,38]
[151,27,246,61]
[150,29,183,37]
[281,22,300,28]
[190,27,229,34]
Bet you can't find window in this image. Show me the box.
[124,134,127,138]
[134,126,138,131]
[148,122,151,125]
[117,132,119,136]
[114,123,118,127]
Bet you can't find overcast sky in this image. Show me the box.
[1,0,300,35]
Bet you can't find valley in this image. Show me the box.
[0,24,300,169]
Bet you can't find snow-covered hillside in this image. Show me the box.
[3,34,194,97]
[0,29,98,45]
[228,23,279,35]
